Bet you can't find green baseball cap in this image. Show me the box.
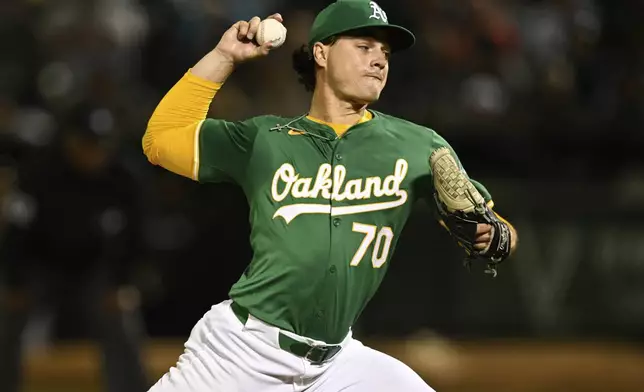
[308,0,416,53]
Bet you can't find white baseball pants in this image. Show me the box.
[148,300,435,392]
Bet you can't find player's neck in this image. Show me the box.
[308,86,367,125]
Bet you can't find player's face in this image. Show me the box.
[325,36,391,105]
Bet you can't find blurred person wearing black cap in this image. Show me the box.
[0,103,149,392]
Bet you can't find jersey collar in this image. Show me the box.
[299,110,379,139]
[305,110,373,127]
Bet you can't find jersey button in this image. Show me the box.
[329,265,337,274]
[332,217,341,227]
[335,153,343,161]
[316,310,324,318]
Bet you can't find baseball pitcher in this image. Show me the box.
[143,1,518,391]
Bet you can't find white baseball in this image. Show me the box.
[256,18,287,48]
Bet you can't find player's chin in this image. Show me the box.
[353,89,382,105]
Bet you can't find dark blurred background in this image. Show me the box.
[1,0,643,391]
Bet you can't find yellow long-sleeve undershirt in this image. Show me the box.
[143,71,222,180]
[143,70,373,180]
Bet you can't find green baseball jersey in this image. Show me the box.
[196,111,492,344]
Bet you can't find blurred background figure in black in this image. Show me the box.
[0,103,149,392]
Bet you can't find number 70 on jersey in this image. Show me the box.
[350,222,394,269]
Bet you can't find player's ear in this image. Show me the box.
[312,42,328,68]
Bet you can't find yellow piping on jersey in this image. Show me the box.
[192,119,206,180]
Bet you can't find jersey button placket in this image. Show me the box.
[326,144,342,328]
[333,139,343,162]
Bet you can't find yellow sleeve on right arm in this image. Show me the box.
[143,71,222,180]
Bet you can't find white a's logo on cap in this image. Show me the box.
[369,1,388,23]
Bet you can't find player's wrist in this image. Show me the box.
[481,219,511,261]
[211,46,236,66]
[191,48,236,84]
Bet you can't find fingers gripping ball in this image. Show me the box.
[429,147,511,277]
[256,19,287,48]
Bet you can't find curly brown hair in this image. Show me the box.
[291,37,338,92]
